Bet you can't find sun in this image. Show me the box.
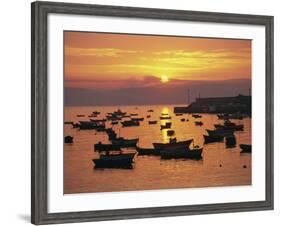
[161,75,169,83]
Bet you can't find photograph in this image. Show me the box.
[63,31,252,194]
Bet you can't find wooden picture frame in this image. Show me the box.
[31,1,274,224]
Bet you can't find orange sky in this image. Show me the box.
[64,31,251,89]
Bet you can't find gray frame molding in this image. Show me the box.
[31,1,274,225]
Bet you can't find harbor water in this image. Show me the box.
[64,105,251,194]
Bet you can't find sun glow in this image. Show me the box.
[161,75,169,83]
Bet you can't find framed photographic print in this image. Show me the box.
[31,1,274,225]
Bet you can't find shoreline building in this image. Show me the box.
[174,94,251,114]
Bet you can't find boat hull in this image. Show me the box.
[240,144,252,153]
[160,148,203,160]
[153,140,193,150]
[112,138,139,148]
[93,153,135,169]
[203,135,224,144]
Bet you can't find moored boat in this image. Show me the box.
[121,120,140,127]
[106,115,122,121]
[195,121,203,126]
[167,130,175,136]
[160,122,172,130]
[148,120,157,124]
[160,116,172,120]
[131,117,144,121]
[72,122,80,128]
[240,144,252,153]
[89,118,107,122]
[111,138,139,147]
[217,113,244,120]
[225,134,236,147]
[206,129,233,137]
[153,139,193,151]
[93,152,136,169]
[160,147,203,160]
[64,121,73,125]
[192,114,202,118]
[214,120,244,131]
[64,136,73,144]
[203,135,224,144]
[79,121,105,130]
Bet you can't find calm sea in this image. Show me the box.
[64,105,251,194]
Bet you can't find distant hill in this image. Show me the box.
[64,79,251,106]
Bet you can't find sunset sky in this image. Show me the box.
[64,31,251,90]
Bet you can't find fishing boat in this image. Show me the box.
[111,121,118,125]
[148,120,157,124]
[217,113,244,120]
[160,147,202,160]
[147,115,151,118]
[153,139,193,151]
[195,121,203,126]
[147,109,154,112]
[72,122,80,128]
[64,121,73,125]
[121,120,140,127]
[93,152,136,169]
[131,117,144,121]
[214,120,244,131]
[161,113,169,116]
[166,130,175,136]
[94,142,121,152]
[64,136,73,144]
[79,121,105,130]
[181,118,185,122]
[192,114,202,118]
[203,135,224,144]
[130,113,138,116]
[240,144,252,153]
[175,113,183,116]
[136,146,160,156]
[160,116,172,120]
[225,134,236,147]
[160,122,172,130]
[111,138,139,147]
[106,115,122,121]
[206,129,233,137]
[76,114,85,117]
[89,118,107,122]
[113,109,127,116]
